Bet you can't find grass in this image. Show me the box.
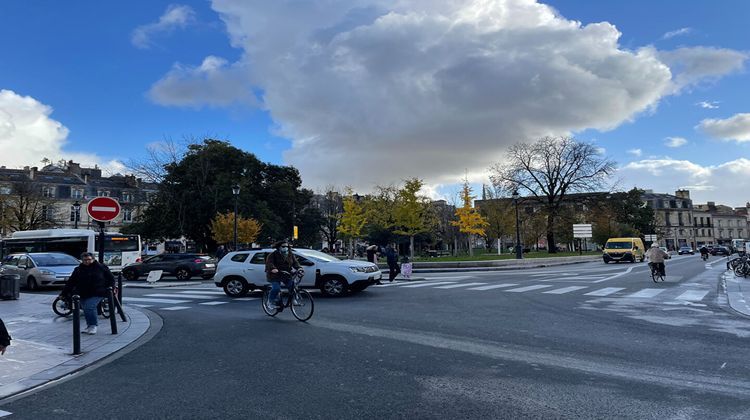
[409,251,601,262]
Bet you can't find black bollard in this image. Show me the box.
[72,295,81,355]
[116,272,127,322]
[107,287,118,334]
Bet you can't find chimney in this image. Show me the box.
[675,190,690,199]
[84,174,89,184]
[29,166,37,180]
[66,160,81,174]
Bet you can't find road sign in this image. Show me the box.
[86,197,121,222]
[573,224,592,238]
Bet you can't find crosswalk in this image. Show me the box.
[123,289,255,311]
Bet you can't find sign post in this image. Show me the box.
[86,197,121,264]
[573,224,593,255]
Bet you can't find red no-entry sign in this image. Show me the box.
[86,197,121,222]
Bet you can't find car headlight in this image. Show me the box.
[39,269,56,276]
[349,266,368,273]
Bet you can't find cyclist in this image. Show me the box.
[645,243,669,277]
[265,240,302,310]
[699,245,710,260]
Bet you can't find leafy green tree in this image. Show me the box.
[393,178,434,259]
[338,188,367,258]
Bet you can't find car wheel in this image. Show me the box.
[175,267,192,280]
[27,276,38,291]
[222,277,249,297]
[122,269,139,281]
[320,276,348,297]
[603,258,609,264]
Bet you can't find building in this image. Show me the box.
[694,202,747,246]
[641,189,697,250]
[0,161,156,236]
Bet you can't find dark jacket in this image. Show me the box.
[385,247,398,266]
[62,262,115,299]
[0,318,10,347]
[265,250,300,281]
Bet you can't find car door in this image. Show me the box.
[292,253,317,286]
[16,255,32,285]
[140,255,166,274]
[244,252,269,287]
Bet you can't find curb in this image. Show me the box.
[722,270,750,318]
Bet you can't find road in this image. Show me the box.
[3,254,750,419]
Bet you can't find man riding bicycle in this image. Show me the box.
[265,240,302,311]
[699,245,710,260]
[645,243,669,277]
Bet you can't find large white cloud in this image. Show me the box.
[0,89,125,174]
[148,0,746,193]
[697,113,750,142]
[619,158,750,207]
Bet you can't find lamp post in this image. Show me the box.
[73,201,81,229]
[512,190,522,259]
[232,184,240,251]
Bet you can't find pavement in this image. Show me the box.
[1,255,748,406]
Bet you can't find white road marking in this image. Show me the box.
[123,297,190,304]
[175,290,226,295]
[505,285,554,293]
[625,288,665,299]
[146,293,220,299]
[234,297,259,301]
[129,304,154,308]
[584,287,625,296]
[161,306,191,311]
[434,282,487,289]
[543,286,588,295]
[423,276,471,280]
[0,410,12,417]
[592,266,638,283]
[380,280,432,287]
[675,290,710,301]
[400,281,457,288]
[467,283,519,291]
[199,301,228,306]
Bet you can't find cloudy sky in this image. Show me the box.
[1,0,748,206]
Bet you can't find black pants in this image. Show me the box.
[649,262,665,276]
[388,264,399,282]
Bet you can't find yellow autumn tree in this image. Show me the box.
[452,180,489,256]
[338,187,367,258]
[210,212,263,247]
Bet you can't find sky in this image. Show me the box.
[1,0,749,207]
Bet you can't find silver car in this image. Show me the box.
[0,252,80,290]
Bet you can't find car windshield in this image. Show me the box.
[32,254,79,266]
[606,242,632,249]
[295,249,341,262]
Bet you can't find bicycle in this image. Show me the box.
[53,287,117,318]
[261,270,314,322]
[648,261,665,283]
[701,252,709,261]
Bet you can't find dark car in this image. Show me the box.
[711,246,731,256]
[121,253,216,281]
[677,246,694,255]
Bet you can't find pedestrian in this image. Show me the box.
[0,317,11,355]
[59,252,115,335]
[366,244,379,264]
[385,243,400,282]
[216,245,227,261]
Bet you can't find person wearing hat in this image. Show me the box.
[265,241,302,310]
[645,243,669,277]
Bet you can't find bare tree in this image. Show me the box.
[319,185,343,252]
[125,137,183,183]
[490,136,615,253]
[2,180,61,231]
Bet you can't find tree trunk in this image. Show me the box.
[349,237,354,259]
[547,212,557,253]
[468,236,473,256]
[410,235,415,259]
[453,237,458,257]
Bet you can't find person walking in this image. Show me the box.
[60,252,115,335]
[0,318,10,355]
[216,245,227,261]
[385,244,399,282]
[366,244,379,264]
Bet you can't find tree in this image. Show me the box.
[318,186,343,251]
[392,178,434,259]
[0,180,61,231]
[477,186,515,253]
[338,188,367,258]
[209,212,262,246]
[452,180,489,256]
[490,136,615,253]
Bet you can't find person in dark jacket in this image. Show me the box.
[265,241,302,310]
[60,252,115,335]
[385,244,399,283]
[0,318,10,355]
[216,245,227,261]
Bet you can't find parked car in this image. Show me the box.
[121,253,216,281]
[0,252,80,290]
[711,246,731,256]
[214,248,382,297]
[678,246,695,255]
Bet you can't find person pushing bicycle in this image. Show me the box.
[265,240,303,311]
[645,243,669,277]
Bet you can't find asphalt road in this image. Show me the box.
[3,254,750,419]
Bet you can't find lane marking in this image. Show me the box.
[123,297,190,304]
[675,290,710,301]
[129,304,154,308]
[584,287,625,296]
[175,290,226,295]
[0,410,12,417]
[592,266,637,283]
[434,282,487,289]
[625,288,665,299]
[505,284,553,293]
[234,297,259,301]
[161,306,191,311]
[146,293,220,299]
[401,281,457,288]
[199,301,228,306]
[467,283,519,291]
[543,286,588,295]
[423,276,471,280]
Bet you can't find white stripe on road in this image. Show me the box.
[505,285,553,293]
[434,282,487,289]
[234,297,259,301]
[553,277,605,282]
[625,288,665,299]
[467,283,519,291]
[199,301,228,306]
[675,290,710,301]
[129,304,154,308]
[584,287,625,296]
[175,290,226,295]
[401,281,457,288]
[380,280,431,287]
[146,293,219,299]
[543,286,588,295]
[161,306,191,311]
[0,410,12,417]
[423,276,472,280]
[123,297,190,304]
[592,266,638,283]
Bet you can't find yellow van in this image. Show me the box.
[602,237,645,263]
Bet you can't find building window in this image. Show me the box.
[122,192,132,203]
[123,208,133,222]
[729,229,734,237]
[98,190,110,197]
[0,185,10,195]
[41,205,52,221]
[72,189,83,199]
[42,186,55,198]
[701,229,705,236]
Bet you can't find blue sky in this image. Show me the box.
[1,1,748,206]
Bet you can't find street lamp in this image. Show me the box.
[512,190,523,259]
[232,184,240,251]
[73,201,81,229]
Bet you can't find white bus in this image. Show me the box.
[0,229,141,272]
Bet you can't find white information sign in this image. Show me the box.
[146,270,163,284]
[573,224,593,239]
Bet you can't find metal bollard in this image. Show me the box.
[116,273,127,322]
[72,295,81,355]
[107,287,118,334]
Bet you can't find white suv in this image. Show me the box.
[214,248,381,297]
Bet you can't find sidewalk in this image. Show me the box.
[380,255,601,273]
[0,294,153,401]
[723,270,750,317]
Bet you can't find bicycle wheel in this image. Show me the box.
[52,296,73,317]
[261,289,279,317]
[100,299,111,319]
[290,289,314,322]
